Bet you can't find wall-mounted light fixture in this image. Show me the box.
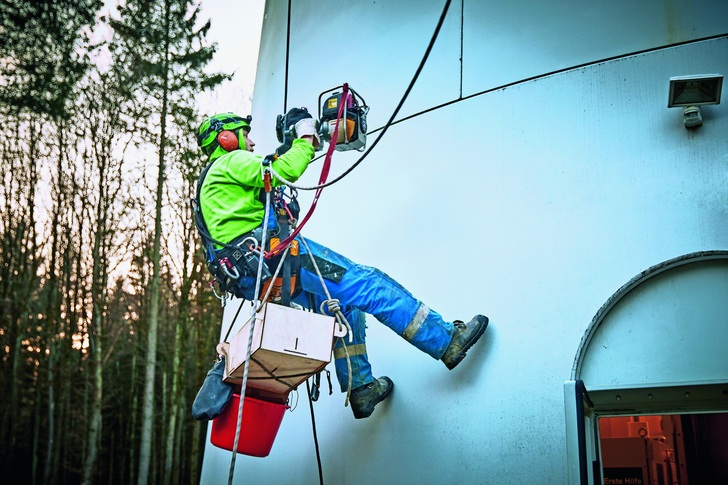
[668,74,723,128]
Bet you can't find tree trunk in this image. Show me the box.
[128,351,138,485]
[43,121,65,484]
[81,317,103,485]
[82,110,111,485]
[32,381,41,485]
[44,348,55,485]
[163,318,182,485]
[137,1,172,482]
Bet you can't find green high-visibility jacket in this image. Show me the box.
[200,139,315,244]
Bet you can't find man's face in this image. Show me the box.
[242,129,255,152]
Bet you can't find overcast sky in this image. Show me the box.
[96,0,266,118]
[196,0,266,118]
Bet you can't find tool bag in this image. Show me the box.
[191,355,234,421]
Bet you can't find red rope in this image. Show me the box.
[266,83,350,259]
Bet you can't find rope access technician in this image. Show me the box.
[194,110,489,419]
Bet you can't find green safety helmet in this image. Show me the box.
[196,113,252,158]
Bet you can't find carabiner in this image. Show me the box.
[219,258,240,280]
[209,280,227,307]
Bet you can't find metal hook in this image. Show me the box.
[219,258,240,279]
[209,280,227,307]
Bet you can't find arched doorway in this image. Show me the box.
[565,251,728,484]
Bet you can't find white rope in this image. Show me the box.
[226,163,356,484]
[299,236,355,406]
[261,160,356,404]
[228,178,273,485]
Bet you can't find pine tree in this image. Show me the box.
[106,1,229,482]
[0,0,102,477]
[0,0,102,117]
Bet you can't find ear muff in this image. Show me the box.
[217,130,239,151]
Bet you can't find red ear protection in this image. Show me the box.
[217,130,239,151]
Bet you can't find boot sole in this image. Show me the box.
[444,317,489,370]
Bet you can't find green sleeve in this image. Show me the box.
[199,139,314,243]
[222,138,314,187]
[271,139,315,185]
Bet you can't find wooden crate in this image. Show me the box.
[221,303,340,394]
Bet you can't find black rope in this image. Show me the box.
[248,370,323,380]
[310,34,728,156]
[303,0,453,188]
[459,0,464,98]
[223,299,247,343]
[306,379,324,485]
[283,0,292,113]
[248,355,321,386]
[266,5,452,485]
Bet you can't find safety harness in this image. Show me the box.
[190,156,301,305]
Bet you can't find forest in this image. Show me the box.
[1,0,233,483]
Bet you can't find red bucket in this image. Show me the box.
[210,393,289,457]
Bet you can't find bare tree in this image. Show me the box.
[106,1,228,482]
[74,70,132,485]
[0,0,231,481]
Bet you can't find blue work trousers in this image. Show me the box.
[291,237,455,391]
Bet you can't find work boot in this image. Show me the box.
[349,377,394,419]
[441,315,489,370]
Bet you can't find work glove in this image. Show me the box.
[294,118,321,149]
[275,107,314,156]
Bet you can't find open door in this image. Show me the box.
[599,411,728,485]
[566,251,728,484]
[567,381,728,485]
[565,379,598,485]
